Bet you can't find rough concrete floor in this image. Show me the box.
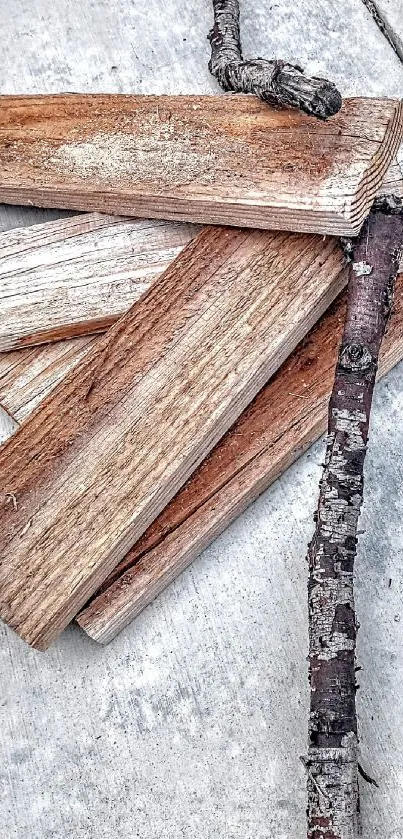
[0,1,403,837]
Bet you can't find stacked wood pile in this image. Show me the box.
[0,93,402,651]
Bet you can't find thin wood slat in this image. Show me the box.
[0,226,346,649]
[0,157,400,417]
[0,95,402,236]
[76,271,403,643]
[0,213,198,351]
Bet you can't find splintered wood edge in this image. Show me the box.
[76,270,403,644]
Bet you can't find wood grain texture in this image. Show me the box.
[0,226,346,649]
[0,336,96,423]
[1,156,401,355]
[0,149,399,355]
[0,213,198,351]
[1,157,402,429]
[1,3,403,839]
[2,231,402,432]
[377,156,403,198]
[76,270,403,643]
[0,94,402,236]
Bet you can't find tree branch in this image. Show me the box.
[208,0,342,119]
[305,204,403,838]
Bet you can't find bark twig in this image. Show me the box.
[305,203,403,838]
[208,0,342,119]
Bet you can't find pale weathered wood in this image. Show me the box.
[0,213,198,351]
[0,226,346,649]
[377,157,403,198]
[0,336,96,423]
[0,95,402,236]
[1,3,403,839]
[76,270,403,643]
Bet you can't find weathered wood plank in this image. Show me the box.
[0,213,198,351]
[76,270,403,643]
[0,95,402,236]
[1,155,402,429]
[378,159,403,198]
[0,226,346,649]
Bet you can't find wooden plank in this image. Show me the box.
[0,95,402,236]
[0,226,346,650]
[0,213,197,351]
[76,270,403,643]
[378,157,403,198]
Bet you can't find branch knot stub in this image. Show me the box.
[208,0,342,118]
[338,343,373,373]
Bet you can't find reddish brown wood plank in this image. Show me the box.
[0,95,402,235]
[76,271,403,643]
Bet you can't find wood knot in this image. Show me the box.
[338,342,373,372]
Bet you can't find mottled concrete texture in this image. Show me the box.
[364,0,403,61]
[0,2,403,837]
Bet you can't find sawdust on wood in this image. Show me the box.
[47,116,217,187]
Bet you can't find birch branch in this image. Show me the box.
[208,0,342,119]
[305,201,403,838]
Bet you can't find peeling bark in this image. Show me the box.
[208,0,342,119]
[306,204,403,839]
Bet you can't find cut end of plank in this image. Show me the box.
[0,95,402,236]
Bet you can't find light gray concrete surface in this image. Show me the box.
[364,0,403,61]
[0,2,403,837]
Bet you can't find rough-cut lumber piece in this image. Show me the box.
[2,200,402,427]
[2,209,403,431]
[76,270,403,644]
[0,336,96,423]
[0,226,346,650]
[0,94,402,236]
[0,213,198,351]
